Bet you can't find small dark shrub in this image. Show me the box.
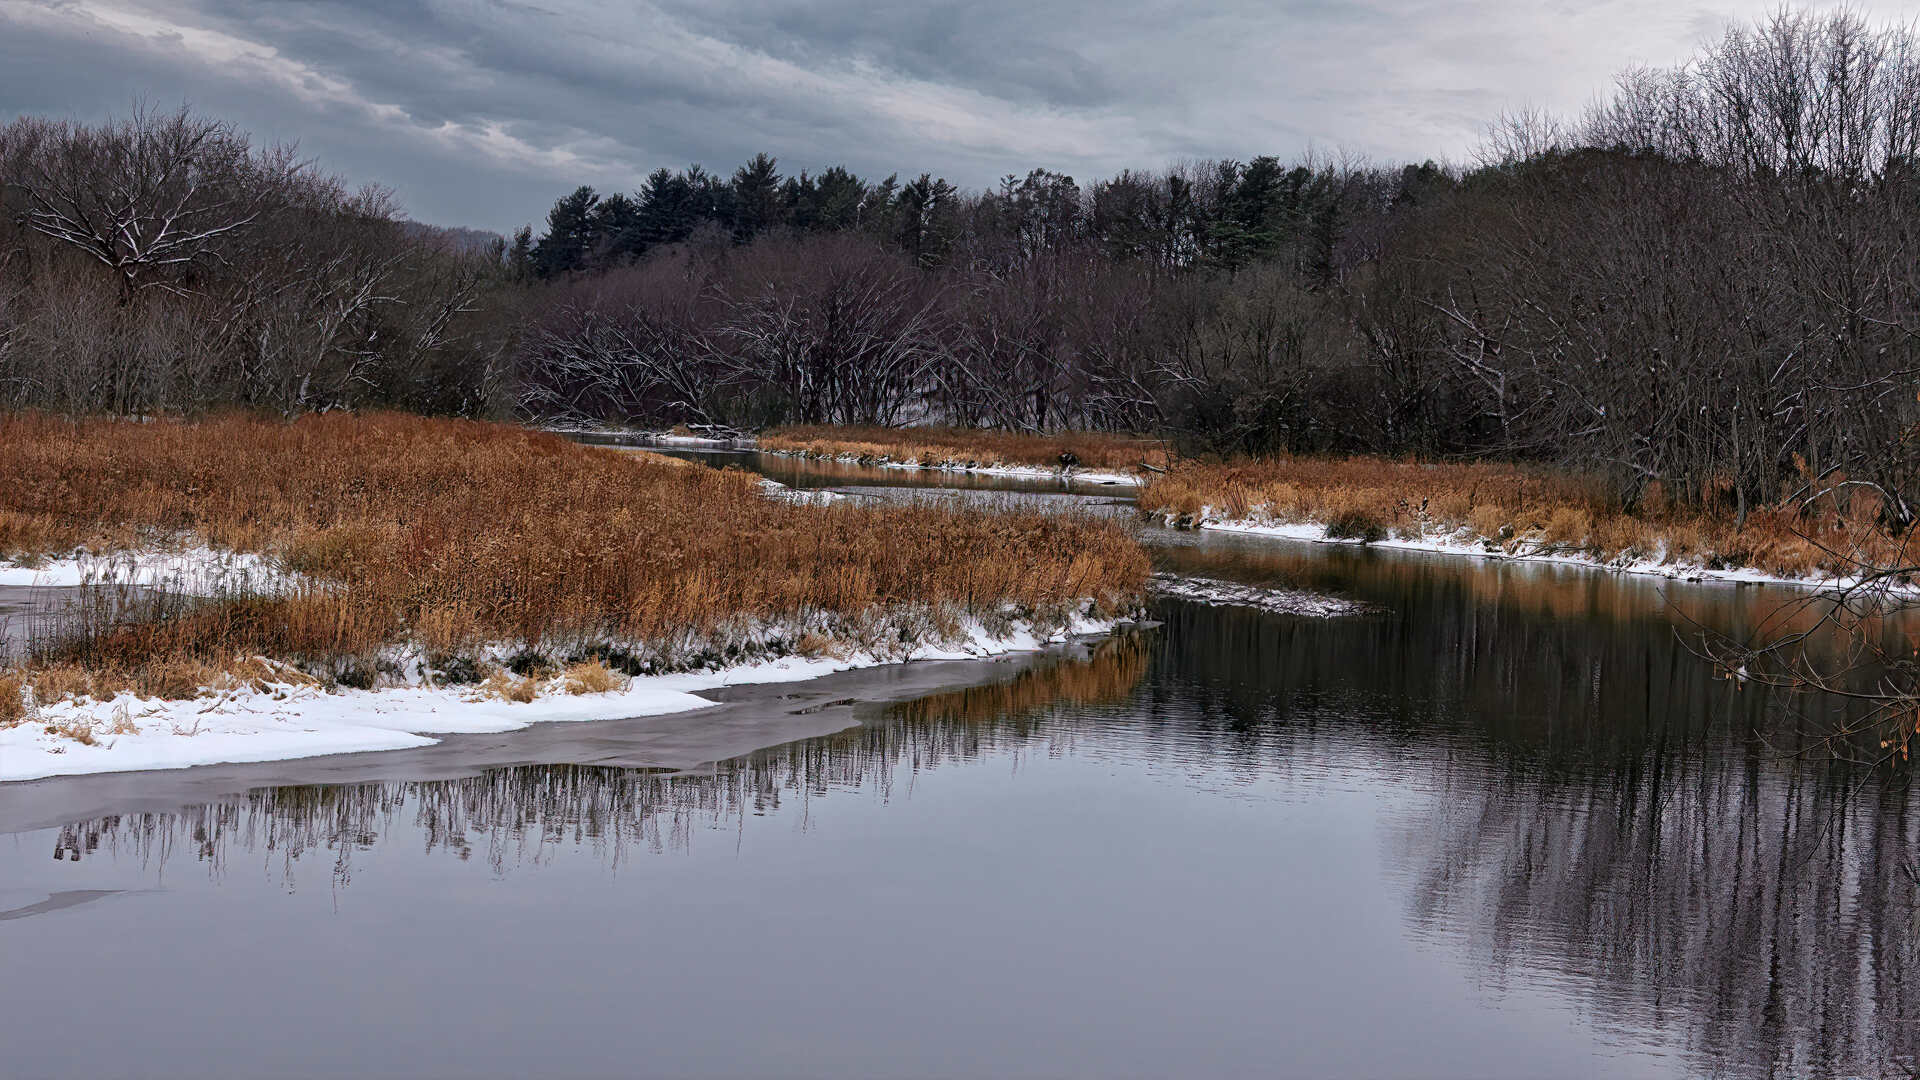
[567,646,648,677]
[429,654,482,685]
[334,658,377,690]
[1325,508,1387,544]
[506,650,551,677]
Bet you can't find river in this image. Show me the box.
[2,447,1912,1078]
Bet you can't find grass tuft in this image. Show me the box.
[481,670,541,703]
[1325,507,1388,544]
[562,660,625,696]
[0,674,26,727]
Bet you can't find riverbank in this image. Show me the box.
[0,615,1114,782]
[1140,458,1904,589]
[757,425,1166,485]
[0,414,1148,778]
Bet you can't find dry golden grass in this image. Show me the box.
[105,703,140,736]
[27,665,94,704]
[561,660,625,695]
[1,413,1148,700]
[625,449,697,467]
[792,630,839,659]
[760,425,1171,473]
[481,670,541,703]
[1141,456,1904,578]
[50,716,96,745]
[0,673,25,726]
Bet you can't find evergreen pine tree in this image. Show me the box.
[730,153,784,242]
[813,166,867,231]
[507,225,534,282]
[532,185,599,278]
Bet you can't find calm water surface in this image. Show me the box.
[2,454,1914,1079]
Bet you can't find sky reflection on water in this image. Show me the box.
[4,465,1916,1078]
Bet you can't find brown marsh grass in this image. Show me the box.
[561,660,626,695]
[0,673,24,724]
[0,413,1148,702]
[760,425,1172,473]
[1140,456,1904,579]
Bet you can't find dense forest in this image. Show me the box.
[3,7,1918,520]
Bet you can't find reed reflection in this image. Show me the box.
[32,579,1920,1078]
[45,632,1153,885]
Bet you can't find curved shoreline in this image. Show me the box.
[1,615,1123,785]
[0,639,1110,833]
[1176,514,1892,594]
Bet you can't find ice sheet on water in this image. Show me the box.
[757,478,843,505]
[1150,573,1374,618]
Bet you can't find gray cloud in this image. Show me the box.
[2,0,1910,233]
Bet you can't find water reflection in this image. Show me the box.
[14,554,1920,1076]
[47,634,1152,887]
[1391,737,1920,1079]
[1151,588,1920,1077]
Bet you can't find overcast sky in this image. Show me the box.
[1,0,1908,233]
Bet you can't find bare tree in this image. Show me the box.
[0,105,303,298]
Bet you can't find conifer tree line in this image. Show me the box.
[5,7,1920,516]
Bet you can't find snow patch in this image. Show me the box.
[1171,510,1903,593]
[0,613,1119,783]
[0,547,302,593]
[538,423,747,448]
[761,449,1141,486]
[757,478,843,506]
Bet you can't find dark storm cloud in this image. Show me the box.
[0,0,1896,232]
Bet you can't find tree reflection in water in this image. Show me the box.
[34,568,1920,1077]
[1154,581,1920,1079]
[47,632,1153,886]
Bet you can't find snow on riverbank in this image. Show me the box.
[0,547,300,593]
[539,424,747,448]
[757,478,843,505]
[760,448,1141,486]
[538,425,1142,484]
[0,615,1117,783]
[1174,512,1887,593]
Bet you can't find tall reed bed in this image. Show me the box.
[760,425,1170,473]
[1140,456,1906,579]
[0,414,1147,699]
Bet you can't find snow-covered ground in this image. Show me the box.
[1173,511,1889,593]
[756,478,843,505]
[1,615,1117,783]
[0,547,301,592]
